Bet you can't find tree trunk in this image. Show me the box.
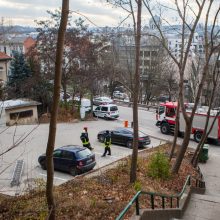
[45,1,69,219]
[172,123,191,173]
[169,98,180,161]
[62,80,67,105]
[130,0,142,183]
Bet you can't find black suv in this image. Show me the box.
[38,145,96,176]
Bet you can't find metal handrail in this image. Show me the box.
[116,174,205,220]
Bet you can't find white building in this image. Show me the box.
[166,32,204,59]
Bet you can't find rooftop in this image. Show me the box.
[0,99,41,110]
[0,52,12,60]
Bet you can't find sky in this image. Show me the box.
[0,0,128,27]
[0,0,219,28]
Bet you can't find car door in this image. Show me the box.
[61,150,75,172]
[111,130,122,144]
[101,106,108,118]
[53,150,64,171]
[119,129,133,145]
[94,106,101,117]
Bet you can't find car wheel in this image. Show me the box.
[99,135,105,143]
[160,123,170,135]
[93,112,96,117]
[194,131,202,143]
[69,167,78,176]
[178,131,184,138]
[126,141,133,148]
[40,161,46,170]
[104,115,108,120]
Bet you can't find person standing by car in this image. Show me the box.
[80,130,93,150]
[102,130,111,157]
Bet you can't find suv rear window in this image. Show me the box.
[110,106,118,111]
[76,149,91,158]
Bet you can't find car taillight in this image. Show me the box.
[138,137,145,141]
[78,161,84,166]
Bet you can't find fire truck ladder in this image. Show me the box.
[10,160,24,187]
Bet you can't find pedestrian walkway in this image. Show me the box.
[181,149,220,220]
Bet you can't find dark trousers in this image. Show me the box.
[103,146,111,156]
[83,143,92,150]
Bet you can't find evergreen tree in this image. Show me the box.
[7,51,32,98]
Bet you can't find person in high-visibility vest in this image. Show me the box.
[101,130,111,157]
[80,130,93,150]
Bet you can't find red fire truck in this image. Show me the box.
[156,102,220,143]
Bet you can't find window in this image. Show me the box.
[53,150,62,158]
[95,107,100,111]
[101,107,108,112]
[121,129,132,134]
[158,106,165,115]
[0,67,3,79]
[144,51,150,57]
[110,106,118,111]
[151,51,157,56]
[62,151,73,160]
[76,149,91,158]
[144,60,150,66]
[166,108,175,117]
[10,110,33,120]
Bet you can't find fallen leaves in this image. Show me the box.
[0,143,199,220]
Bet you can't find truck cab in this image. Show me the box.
[156,102,177,134]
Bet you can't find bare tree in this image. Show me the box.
[191,51,220,167]
[130,0,142,183]
[45,1,69,219]
[144,0,220,173]
[106,0,142,182]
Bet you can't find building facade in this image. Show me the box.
[0,52,12,83]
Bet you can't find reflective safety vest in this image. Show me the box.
[82,139,89,145]
[104,136,111,147]
[81,136,89,145]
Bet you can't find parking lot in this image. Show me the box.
[0,118,163,196]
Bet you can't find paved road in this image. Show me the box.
[0,105,218,196]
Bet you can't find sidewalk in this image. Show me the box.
[182,148,220,220]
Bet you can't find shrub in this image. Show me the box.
[147,151,170,180]
[133,181,142,191]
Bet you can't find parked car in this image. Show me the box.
[97,127,151,148]
[38,145,96,176]
[93,96,113,106]
[113,91,127,99]
[93,104,119,119]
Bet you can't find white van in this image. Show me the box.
[93,104,119,119]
